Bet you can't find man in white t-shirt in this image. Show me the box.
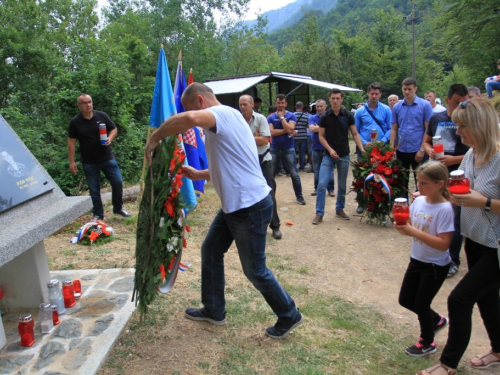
[425,91,447,113]
[145,83,303,339]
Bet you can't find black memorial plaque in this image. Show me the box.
[0,116,54,213]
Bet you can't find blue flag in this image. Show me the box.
[149,48,197,214]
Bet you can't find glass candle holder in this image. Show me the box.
[18,314,35,347]
[51,305,60,326]
[449,170,470,195]
[47,279,66,315]
[392,198,410,225]
[39,303,54,334]
[73,280,82,299]
[62,280,76,308]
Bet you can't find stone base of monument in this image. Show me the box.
[0,268,136,374]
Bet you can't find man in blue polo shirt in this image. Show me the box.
[268,94,306,205]
[390,77,433,197]
[354,82,392,213]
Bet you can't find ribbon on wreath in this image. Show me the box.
[364,172,392,204]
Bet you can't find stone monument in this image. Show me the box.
[0,114,92,349]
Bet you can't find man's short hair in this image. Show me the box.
[295,101,304,109]
[77,93,91,104]
[255,97,262,104]
[182,82,215,103]
[328,88,343,98]
[468,86,481,96]
[402,77,417,87]
[315,99,326,105]
[388,94,399,100]
[367,82,382,92]
[276,94,286,101]
[268,106,277,114]
[447,84,468,99]
[425,90,436,96]
[240,94,254,103]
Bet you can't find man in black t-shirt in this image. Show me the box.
[312,89,365,224]
[68,94,131,220]
[423,84,469,277]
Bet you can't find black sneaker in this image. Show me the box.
[272,229,282,240]
[434,315,448,335]
[447,262,459,278]
[185,307,226,325]
[266,311,304,339]
[297,197,306,205]
[405,337,437,357]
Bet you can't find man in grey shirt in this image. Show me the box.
[240,95,282,239]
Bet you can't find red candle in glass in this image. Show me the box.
[449,170,470,195]
[18,314,35,347]
[393,198,410,225]
[73,280,81,299]
[370,128,377,141]
[62,280,76,308]
[51,305,60,326]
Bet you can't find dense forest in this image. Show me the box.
[0,0,498,195]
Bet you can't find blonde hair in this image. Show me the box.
[416,161,450,200]
[451,99,500,165]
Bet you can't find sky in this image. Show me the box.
[97,0,296,21]
[243,0,296,20]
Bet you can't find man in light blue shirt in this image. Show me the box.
[354,82,392,213]
[390,77,433,197]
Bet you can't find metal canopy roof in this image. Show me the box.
[204,72,361,95]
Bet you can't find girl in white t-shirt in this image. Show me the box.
[395,161,454,358]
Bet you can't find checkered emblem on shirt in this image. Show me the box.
[183,129,197,147]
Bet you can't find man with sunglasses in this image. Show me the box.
[422,84,470,278]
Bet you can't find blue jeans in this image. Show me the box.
[312,149,334,192]
[271,148,303,199]
[294,139,307,171]
[82,159,124,219]
[200,194,298,322]
[486,81,500,97]
[316,154,350,215]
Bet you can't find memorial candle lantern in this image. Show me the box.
[47,279,66,315]
[18,314,35,347]
[449,170,470,195]
[371,128,377,141]
[39,303,54,334]
[392,198,410,225]
[99,123,107,145]
[62,280,76,308]
[73,280,81,299]
[51,305,60,326]
[432,135,444,158]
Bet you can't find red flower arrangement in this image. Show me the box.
[133,135,190,320]
[351,142,408,224]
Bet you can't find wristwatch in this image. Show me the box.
[484,197,492,212]
[419,148,425,152]
[279,116,285,120]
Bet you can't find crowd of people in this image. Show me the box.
[67,73,498,370]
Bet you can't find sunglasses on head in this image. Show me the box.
[458,100,469,109]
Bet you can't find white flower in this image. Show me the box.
[166,243,174,252]
[177,218,182,227]
[159,217,165,228]
[166,236,179,252]
[374,174,381,183]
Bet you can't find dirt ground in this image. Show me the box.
[45,162,491,374]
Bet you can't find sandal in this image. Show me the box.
[417,363,456,375]
[471,351,500,369]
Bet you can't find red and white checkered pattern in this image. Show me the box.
[183,128,197,147]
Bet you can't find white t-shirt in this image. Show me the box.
[410,196,454,266]
[206,105,271,213]
[432,104,447,113]
[248,112,272,162]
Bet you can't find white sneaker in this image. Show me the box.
[305,163,311,169]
